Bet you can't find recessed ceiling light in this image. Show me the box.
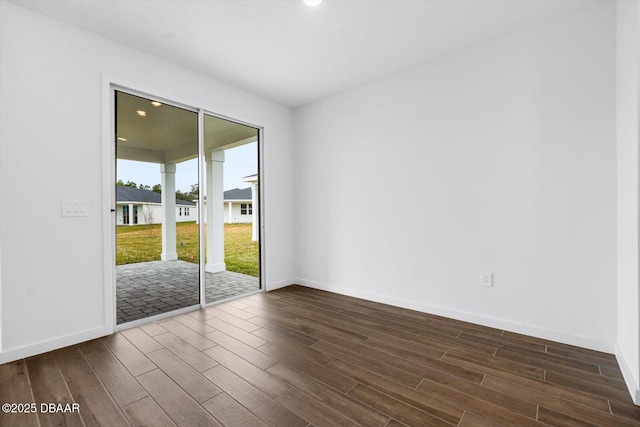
[117,137,127,141]
[151,101,162,107]
[304,0,321,6]
[136,110,147,116]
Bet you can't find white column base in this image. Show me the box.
[206,263,226,273]
[161,253,178,261]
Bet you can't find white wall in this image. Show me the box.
[226,202,253,224]
[616,0,640,405]
[204,201,253,223]
[0,2,294,361]
[294,2,617,352]
[0,237,2,353]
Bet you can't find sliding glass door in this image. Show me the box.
[113,89,261,326]
[202,113,260,305]
[115,91,200,324]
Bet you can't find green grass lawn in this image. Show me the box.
[116,222,259,277]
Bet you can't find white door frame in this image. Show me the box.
[101,76,265,334]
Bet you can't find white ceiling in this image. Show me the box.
[12,0,598,108]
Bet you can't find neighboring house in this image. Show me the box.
[200,175,259,242]
[116,186,196,225]
[223,187,253,224]
[117,185,255,226]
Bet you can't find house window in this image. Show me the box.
[185,208,189,216]
[123,206,129,224]
[241,203,252,215]
[179,207,182,216]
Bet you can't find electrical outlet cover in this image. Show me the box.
[481,271,493,287]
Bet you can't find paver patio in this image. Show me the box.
[116,260,259,324]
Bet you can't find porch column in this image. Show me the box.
[206,150,225,272]
[128,203,134,226]
[161,163,178,261]
[251,181,259,242]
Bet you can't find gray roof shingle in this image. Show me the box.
[116,186,196,206]
[117,186,252,204]
[223,187,252,200]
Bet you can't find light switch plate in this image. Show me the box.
[62,200,89,217]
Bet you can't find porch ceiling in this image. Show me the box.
[116,91,258,164]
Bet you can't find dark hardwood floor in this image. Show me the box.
[1,285,638,426]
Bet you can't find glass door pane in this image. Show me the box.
[115,91,199,324]
[203,113,260,304]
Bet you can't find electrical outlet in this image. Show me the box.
[480,271,493,287]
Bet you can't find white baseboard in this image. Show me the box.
[0,326,108,364]
[295,278,614,354]
[266,278,295,291]
[0,279,293,363]
[616,344,640,405]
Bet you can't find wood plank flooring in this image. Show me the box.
[0,285,638,426]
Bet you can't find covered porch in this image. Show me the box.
[115,91,260,325]
[116,261,259,324]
